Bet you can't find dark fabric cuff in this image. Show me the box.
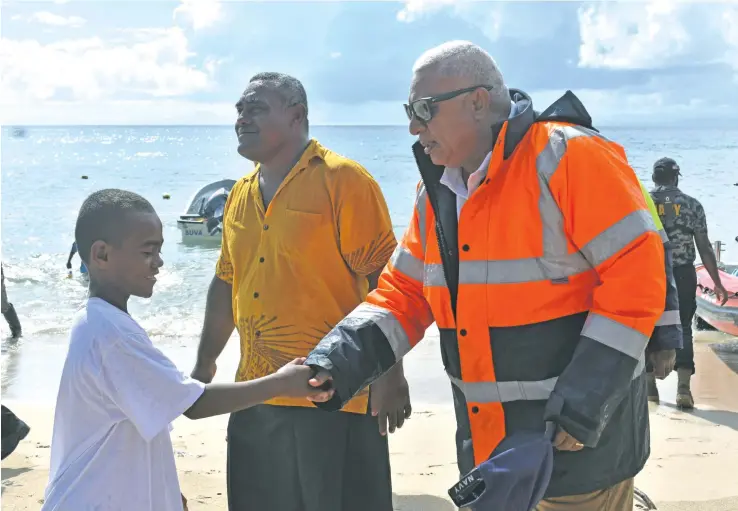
[544,335,639,447]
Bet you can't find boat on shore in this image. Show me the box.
[694,240,738,336]
[176,179,236,243]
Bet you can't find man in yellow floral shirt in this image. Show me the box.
[191,72,408,511]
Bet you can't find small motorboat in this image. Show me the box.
[177,179,237,243]
[694,244,738,336]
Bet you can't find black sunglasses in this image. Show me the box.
[404,85,494,123]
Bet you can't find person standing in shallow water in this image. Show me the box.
[1,264,22,338]
[66,241,89,277]
[1,264,30,460]
[190,72,409,511]
[649,157,729,409]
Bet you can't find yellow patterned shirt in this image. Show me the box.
[216,139,397,413]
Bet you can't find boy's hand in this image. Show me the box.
[275,358,334,402]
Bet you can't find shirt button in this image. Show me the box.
[485,179,490,184]
[263,225,269,231]
[253,292,259,298]
[471,406,479,414]
[460,329,467,336]
[255,330,261,337]
[462,244,470,252]
[259,257,265,263]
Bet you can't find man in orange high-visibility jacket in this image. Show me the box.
[305,41,678,510]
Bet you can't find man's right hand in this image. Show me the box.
[553,428,584,452]
[715,283,729,306]
[275,359,334,402]
[66,262,72,270]
[307,369,334,399]
[191,360,217,384]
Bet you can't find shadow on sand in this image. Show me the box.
[393,493,456,511]
[661,402,738,432]
[710,341,738,375]
[1,466,33,495]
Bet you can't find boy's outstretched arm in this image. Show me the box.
[184,358,333,420]
[101,336,330,442]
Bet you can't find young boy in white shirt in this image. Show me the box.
[42,189,333,511]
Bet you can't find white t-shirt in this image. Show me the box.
[42,298,205,511]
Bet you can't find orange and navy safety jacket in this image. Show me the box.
[306,90,681,497]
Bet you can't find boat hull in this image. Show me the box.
[177,219,222,243]
[695,263,738,336]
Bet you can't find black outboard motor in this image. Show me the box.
[202,188,228,236]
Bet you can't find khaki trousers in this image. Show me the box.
[535,478,634,511]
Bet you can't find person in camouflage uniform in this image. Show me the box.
[650,157,729,409]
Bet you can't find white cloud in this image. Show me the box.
[578,1,690,69]
[397,0,504,41]
[0,28,216,102]
[396,1,567,43]
[396,0,455,23]
[173,0,223,31]
[330,51,342,59]
[28,11,86,28]
[577,1,738,71]
[0,0,225,123]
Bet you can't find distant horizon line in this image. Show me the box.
[4,123,734,129]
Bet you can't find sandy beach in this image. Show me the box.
[2,327,738,511]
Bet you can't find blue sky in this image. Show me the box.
[1,0,737,126]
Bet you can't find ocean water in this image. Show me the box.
[2,125,737,401]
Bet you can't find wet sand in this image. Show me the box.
[2,326,738,510]
[639,330,738,511]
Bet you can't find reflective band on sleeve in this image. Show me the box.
[424,262,447,287]
[655,309,681,327]
[421,126,655,288]
[390,245,424,282]
[581,313,649,360]
[535,126,592,262]
[344,303,412,359]
[579,209,658,268]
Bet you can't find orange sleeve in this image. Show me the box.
[550,134,666,337]
[304,186,434,410]
[543,130,666,447]
[367,182,434,347]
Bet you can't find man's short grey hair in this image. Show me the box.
[249,72,309,126]
[413,41,510,117]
